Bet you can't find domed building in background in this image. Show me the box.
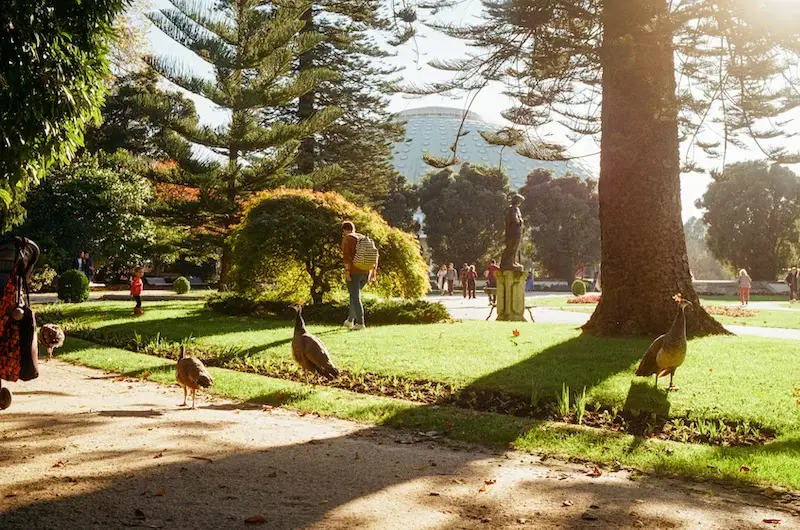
[392,106,594,189]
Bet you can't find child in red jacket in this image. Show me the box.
[130,267,144,315]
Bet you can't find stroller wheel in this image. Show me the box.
[0,387,11,410]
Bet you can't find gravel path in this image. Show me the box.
[1,362,798,529]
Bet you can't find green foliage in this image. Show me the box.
[14,154,155,273]
[419,164,510,266]
[0,0,125,221]
[145,0,343,285]
[230,188,428,303]
[697,162,800,280]
[207,293,448,325]
[173,276,191,295]
[683,217,728,280]
[58,270,90,303]
[519,169,600,280]
[30,266,58,293]
[571,280,587,297]
[381,176,420,233]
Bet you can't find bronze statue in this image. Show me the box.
[501,194,524,271]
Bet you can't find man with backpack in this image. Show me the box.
[341,221,378,331]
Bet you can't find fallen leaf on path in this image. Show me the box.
[354,454,361,460]
[586,466,602,478]
[763,519,781,524]
[141,371,151,380]
[478,486,487,493]
[5,493,17,498]
[562,500,573,507]
[590,504,600,509]
[244,515,266,524]
[481,517,492,523]
[452,478,465,485]
[429,492,440,496]
[484,479,496,485]
[319,500,329,505]
[154,489,166,496]
[512,329,520,337]
[190,456,213,463]
[153,450,165,459]
[114,376,125,382]
[581,512,598,521]
[53,460,65,468]
[739,465,751,473]
[517,518,528,524]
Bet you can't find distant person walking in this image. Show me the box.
[792,267,800,303]
[785,268,795,301]
[445,263,457,296]
[131,267,144,315]
[83,252,95,283]
[437,264,447,292]
[737,269,752,306]
[485,259,500,304]
[467,265,477,299]
[460,263,470,298]
[74,252,84,274]
[526,270,534,292]
[341,221,378,331]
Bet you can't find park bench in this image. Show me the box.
[483,287,535,322]
[144,277,171,288]
[188,276,209,289]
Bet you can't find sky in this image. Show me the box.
[143,0,800,222]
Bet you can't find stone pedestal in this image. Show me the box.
[496,270,527,322]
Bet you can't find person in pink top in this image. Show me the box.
[737,268,752,306]
[130,267,144,315]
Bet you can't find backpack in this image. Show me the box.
[353,235,379,271]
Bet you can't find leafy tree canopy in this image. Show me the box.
[0,0,126,220]
[697,160,800,280]
[230,188,429,303]
[15,154,154,273]
[418,163,510,267]
[518,169,600,280]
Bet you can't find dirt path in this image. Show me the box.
[1,362,798,529]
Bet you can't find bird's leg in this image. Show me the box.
[654,374,658,389]
[667,372,679,392]
[48,346,53,361]
[191,388,197,410]
[180,386,187,407]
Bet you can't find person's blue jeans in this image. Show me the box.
[347,273,369,325]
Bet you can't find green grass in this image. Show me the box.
[56,336,800,490]
[40,301,800,433]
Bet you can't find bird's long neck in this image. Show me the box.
[666,306,686,339]
[294,310,306,335]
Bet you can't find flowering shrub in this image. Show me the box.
[703,305,758,318]
[567,294,601,304]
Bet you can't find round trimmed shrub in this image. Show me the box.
[173,276,191,294]
[58,269,90,303]
[571,279,587,297]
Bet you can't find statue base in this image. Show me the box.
[496,270,527,322]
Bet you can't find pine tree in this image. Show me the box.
[407,0,800,336]
[145,0,343,287]
[265,0,406,207]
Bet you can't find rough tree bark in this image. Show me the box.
[583,0,728,337]
[296,7,316,175]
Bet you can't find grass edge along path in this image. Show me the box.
[56,338,800,491]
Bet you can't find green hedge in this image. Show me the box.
[58,269,90,303]
[173,276,191,294]
[207,293,449,325]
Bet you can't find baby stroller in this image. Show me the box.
[0,237,40,410]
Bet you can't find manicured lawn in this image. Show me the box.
[56,336,800,490]
[39,301,800,433]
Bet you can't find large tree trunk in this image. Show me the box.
[296,7,316,175]
[583,0,728,337]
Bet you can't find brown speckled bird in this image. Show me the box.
[635,294,693,391]
[176,345,213,409]
[38,324,65,361]
[290,304,339,382]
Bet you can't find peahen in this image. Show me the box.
[290,304,339,381]
[38,324,65,361]
[635,294,693,391]
[176,345,213,409]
